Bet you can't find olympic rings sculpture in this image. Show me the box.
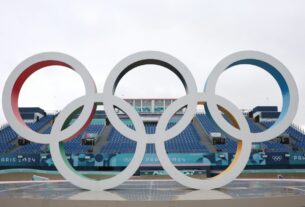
[2,51,299,191]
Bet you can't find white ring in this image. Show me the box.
[103,51,197,143]
[2,52,97,144]
[50,93,146,191]
[204,51,299,142]
[155,92,251,190]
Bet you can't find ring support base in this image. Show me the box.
[0,179,304,207]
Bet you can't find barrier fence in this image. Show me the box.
[0,152,304,168]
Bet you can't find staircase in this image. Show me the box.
[192,117,217,153]
[92,124,113,154]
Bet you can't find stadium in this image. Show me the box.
[0,100,305,206]
[1,1,305,207]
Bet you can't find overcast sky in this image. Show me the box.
[1,1,305,129]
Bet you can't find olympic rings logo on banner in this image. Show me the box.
[272,156,283,162]
[2,51,299,191]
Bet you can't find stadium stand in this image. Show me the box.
[262,121,305,151]
[14,143,44,154]
[165,123,209,153]
[100,122,208,154]
[0,126,17,153]
[246,117,263,133]
[1,105,305,164]
[63,124,104,154]
[27,115,54,131]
